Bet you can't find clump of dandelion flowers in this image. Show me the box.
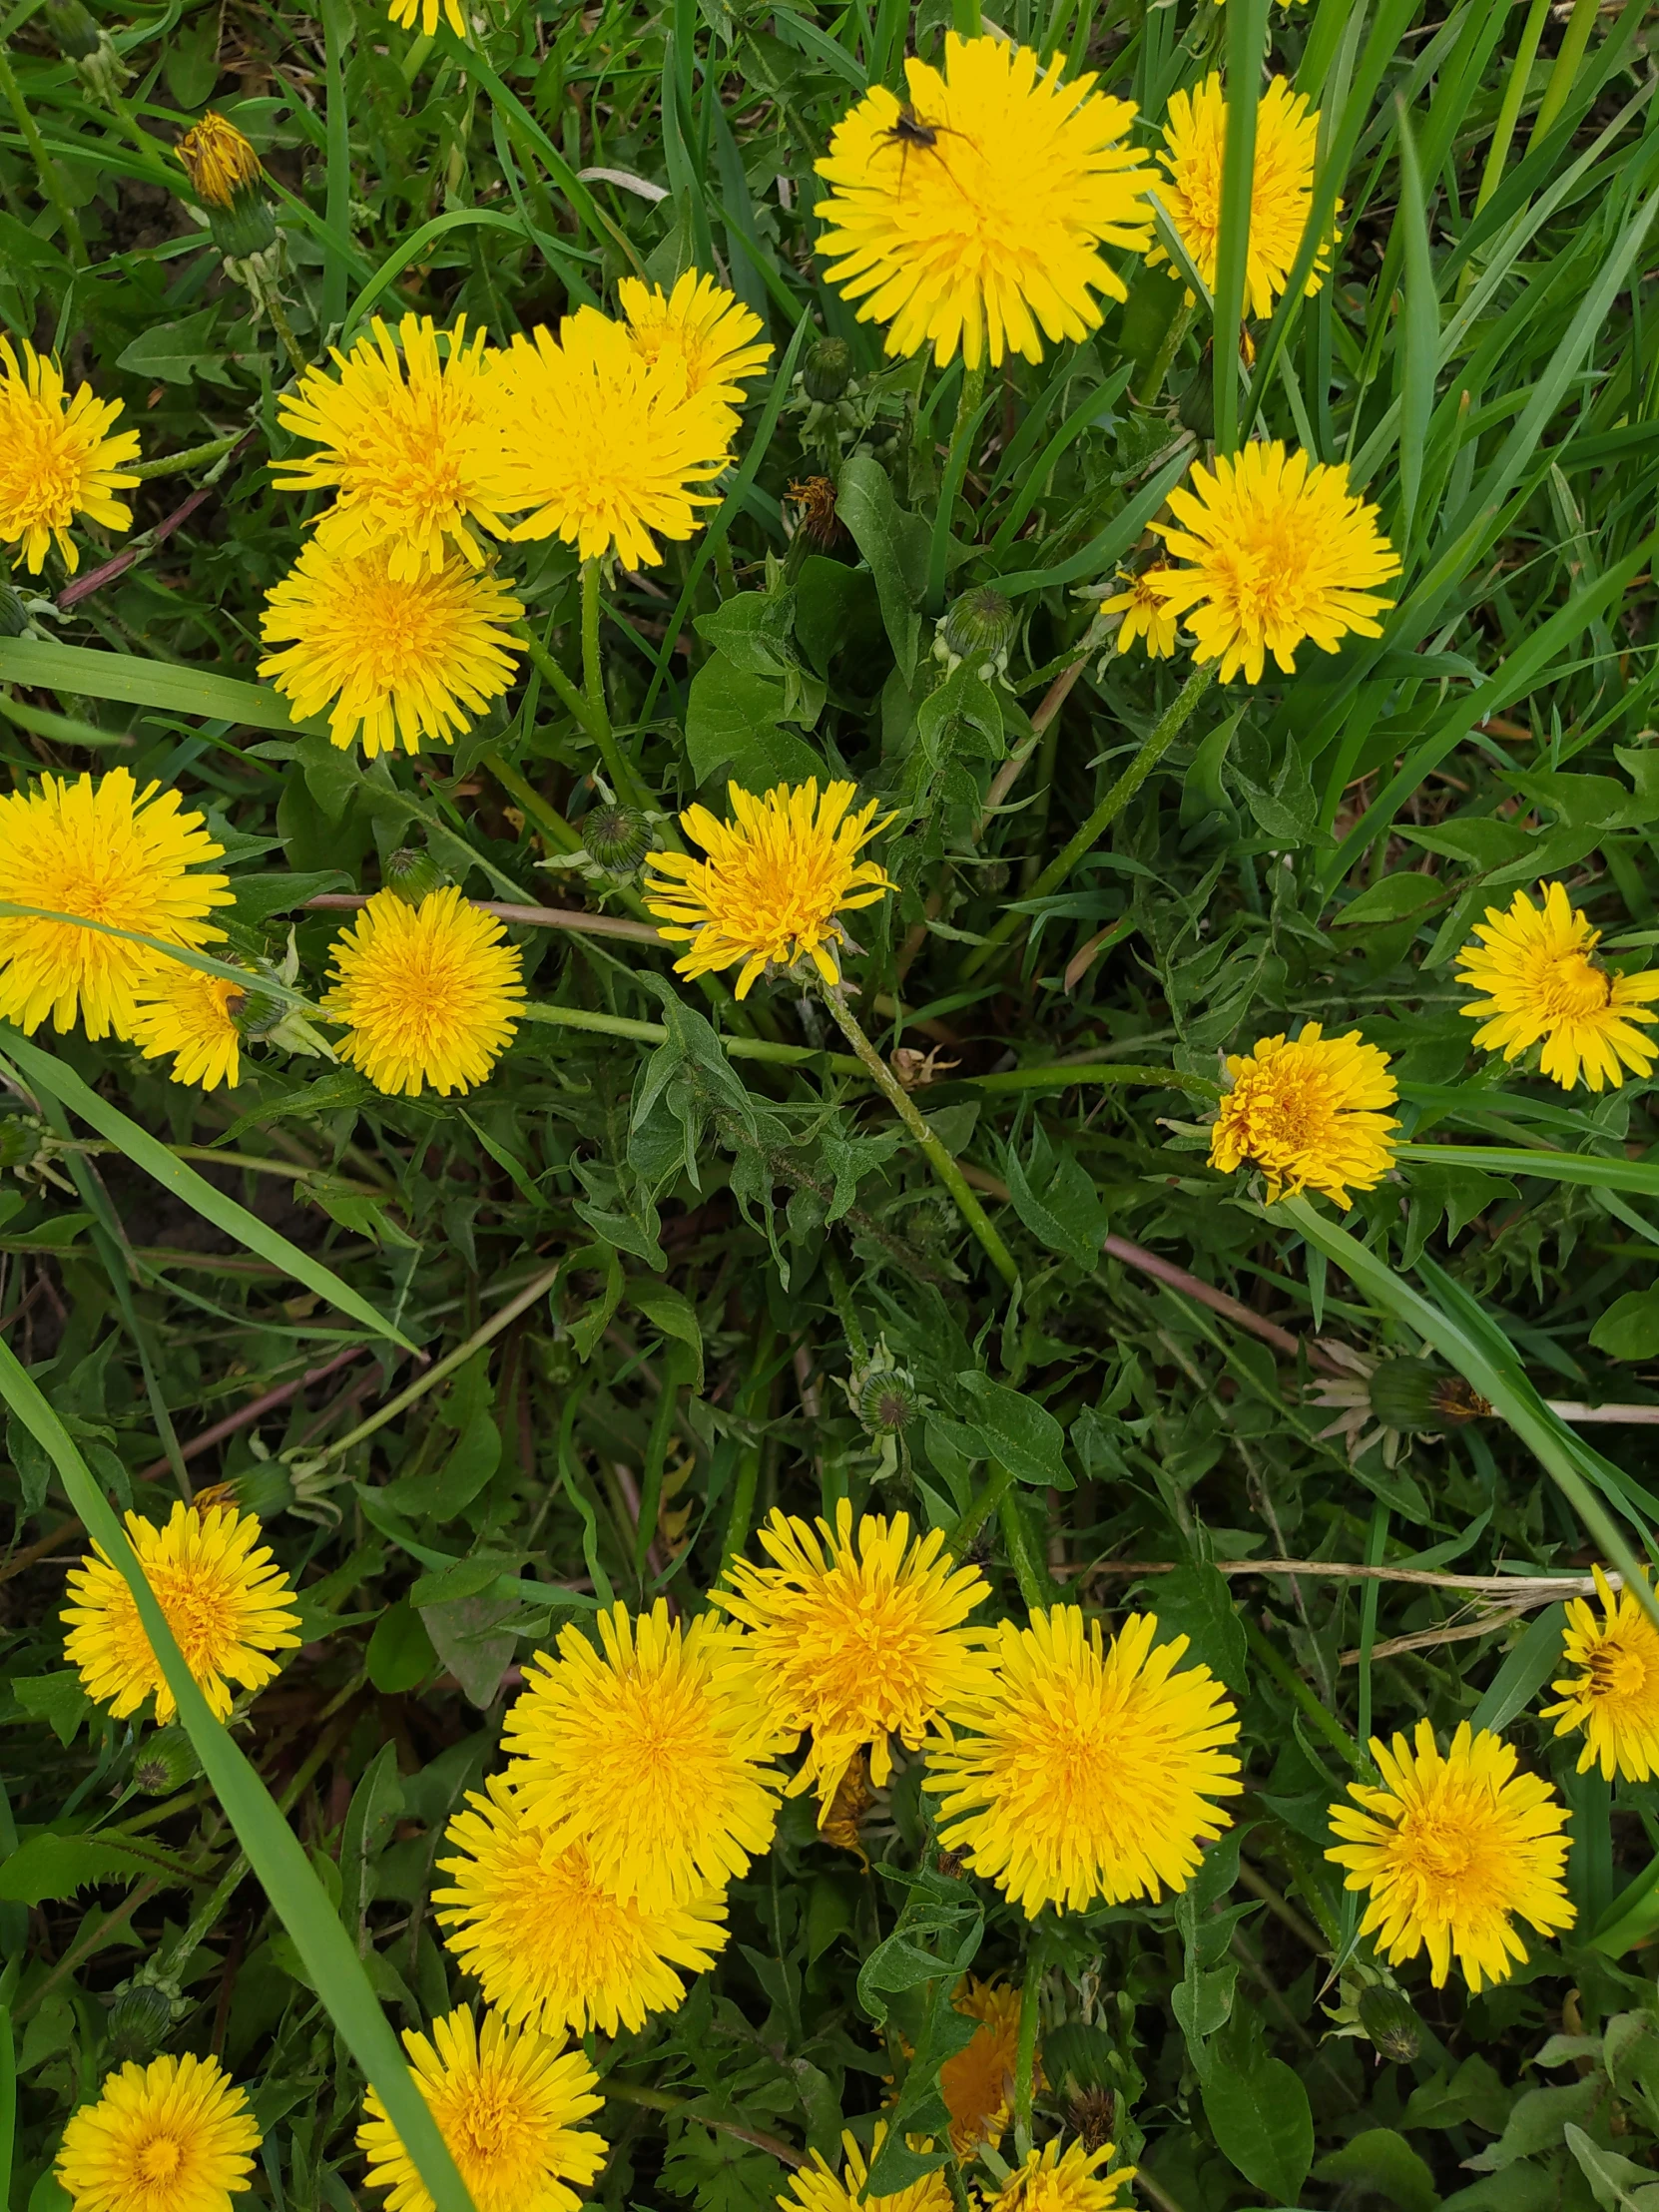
[56,2052,260,2212]
[817,33,1156,368]
[644,779,894,998]
[0,769,231,1041]
[925,1605,1243,1915]
[1151,76,1335,317]
[500,1599,786,1910]
[618,272,773,409]
[982,2141,1135,2212]
[433,1772,730,2037]
[276,316,509,576]
[129,956,249,1090]
[1541,1566,1659,1783]
[1455,881,1659,1091]
[1100,569,1177,659]
[483,307,735,567]
[0,336,140,575]
[322,888,524,1098]
[357,2007,603,2212]
[711,1499,992,1807]
[62,1501,299,1723]
[1327,1720,1574,1992]
[1146,442,1400,682]
[1208,1022,1398,1209]
[258,537,523,761]
[778,2126,951,2212]
[939,1978,1024,2156]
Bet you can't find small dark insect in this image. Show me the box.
[881,103,941,151]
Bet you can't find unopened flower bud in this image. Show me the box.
[1368,1358,1490,1435]
[226,979,284,1039]
[1176,351,1216,440]
[43,0,101,57]
[383,846,449,904]
[857,1368,918,1436]
[1358,1982,1422,2064]
[935,585,1017,679]
[0,582,29,639]
[0,1115,48,1172]
[803,337,852,403]
[177,113,279,265]
[132,1725,201,1796]
[107,1979,175,2063]
[582,805,650,873]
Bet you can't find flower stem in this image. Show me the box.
[998,1484,1055,1611]
[961,660,1217,980]
[252,271,310,378]
[1012,1946,1044,2159]
[129,432,247,482]
[822,985,1020,1289]
[581,557,649,807]
[0,44,85,267]
[927,357,987,614]
[1135,298,1196,406]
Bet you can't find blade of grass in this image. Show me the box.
[1212,0,1268,456]
[1389,97,1437,546]
[0,1338,479,2212]
[0,637,317,737]
[1395,1143,1659,1198]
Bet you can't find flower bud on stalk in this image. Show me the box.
[935,585,1017,681]
[383,846,450,905]
[42,0,129,102]
[175,113,305,370]
[582,805,650,874]
[803,336,853,403]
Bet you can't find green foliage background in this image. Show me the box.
[3,0,1659,2206]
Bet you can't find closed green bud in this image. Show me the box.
[803,337,852,403]
[1358,1982,1422,2064]
[582,806,650,873]
[133,1726,201,1796]
[383,846,449,905]
[0,582,30,639]
[1176,351,1215,440]
[936,586,1017,677]
[107,1978,175,2063]
[1368,1358,1489,1434]
[43,0,101,57]
[0,1114,48,1172]
[858,1369,919,1436]
[230,1460,295,1521]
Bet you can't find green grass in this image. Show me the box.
[4,0,1659,2208]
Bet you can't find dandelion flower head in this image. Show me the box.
[129,956,248,1091]
[1100,568,1178,660]
[500,1599,786,1909]
[322,886,524,1098]
[258,537,523,761]
[0,769,230,1042]
[434,1772,730,2038]
[55,2051,260,2212]
[1454,881,1659,1092]
[711,1498,993,1805]
[980,2141,1135,2212]
[939,1978,1025,2157]
[644,779,894,999]
[1328,1720,1573,1992]
[0,337,140,577]
[817,34,1156,368]
[1147,442,1400,683]
[484,307,734,567]
[777,2125,952,2212]
[176,113,263,208]
[925,1605,1243,1915]
[1209,1022,1398,1210]
[357,2007,603,2212]
[618,272,773,410]
[276,316,509,577]
[1151,76,1336,317]
[62,1502,299,1724]
[1541,1565,1659,1783]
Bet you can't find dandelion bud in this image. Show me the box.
[383,846,449,905]
[935,585,1017,679]
[582,805,650,873]
[803,337,853,403]
[857,1368,919,1436]
[0,581,29,638]
[106,1978,175,2064]
[1175,351,1215,440]
[1367,1357,1489,1435]
[1357,1982,1422,2064]
[43,0,129,99]
[177,113,279,269]
[226,979,285,1038]
[0,1114,49,1173]
[132,1725,201,1796]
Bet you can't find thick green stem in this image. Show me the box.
[1527,0,1599,149]
[823,986,1020,1290]
[1135,299,1195,407]
[1241,1615,1367,1773]
[129,433,246,483]
[721,1322,778,1569]
[998,1483,1054,1611]
[1475,0,1551,214]
[581,557,648,805]
[927,358,987,614]
[962,661,1217,980]
[0,44,84,265]
[1012,1946,1044,2159]
[253,273,309,377]
[944,1461,1017,1558]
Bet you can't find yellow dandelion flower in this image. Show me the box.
[939,1978,1026,2157]
[777,2126,951,2212]
[484,307,734,567]
[357,2007,603,2212]
[1150,76,1336,318]
[924,1605,1243,1916]
[816,33,1155,369]
[1146,441,1400,683]
[433,1771,729,2037]
[56,2052,260,2212]
[62,1502,300,1724]
[322,886,524,1099]
[711,1498,992,1806]
[275,316,508,577]
[644,779,894,999]
[0,768,230,1042]
[128,956,247,1090]
[1454,881,1659,1092]
[1327,1719,1574,1993]
[1100,568,1178,659]
[0,337,140,576]
[387,0,465,39]
[1208,1021,1398,1210]
[500,1599,785,1910]
[1540,1565,1659,1782]
[258,538,524,761]
[175,113,263,208]
[618,271,773,408]
[981,2141,1134,2212]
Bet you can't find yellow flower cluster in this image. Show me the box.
[260,276,770,759]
